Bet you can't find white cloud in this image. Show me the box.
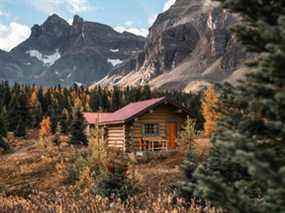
[0,22,30,51]
[114,26,148,37]
[124,21,133,27]
[26,0,60,15]
[27,0,94,15]
[0,10,9,17]
[68,0,91,13]
[116,19,152,37]
[163,0,176,12]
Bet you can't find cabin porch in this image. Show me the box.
[127,120,180,153]
[139,136,168,152]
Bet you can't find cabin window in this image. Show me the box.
[143,123,160,136]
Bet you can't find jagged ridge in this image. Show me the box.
[0,14,146,86]
[95,0,248,92]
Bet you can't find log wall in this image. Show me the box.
[106,124,126,151]
[126,104,186,151]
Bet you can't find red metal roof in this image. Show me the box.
[84,97,166,125]
[83,112,113,124]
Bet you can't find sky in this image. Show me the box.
[0,0,176,51]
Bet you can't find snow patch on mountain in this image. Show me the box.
[26,49,61,67]
[110,49,119,53]
[108,58,123,67]
[75,81,83,87]
[203,0,220,11]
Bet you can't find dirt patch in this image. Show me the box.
[131,145,188,193]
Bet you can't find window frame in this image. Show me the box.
[142,123,160,137]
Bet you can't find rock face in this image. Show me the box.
[0,50,23,82]
[1,14,145,86]
[96,0,248,91]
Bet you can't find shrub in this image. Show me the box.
[179,117,199,150]
[0,136,10,152]
[93,157,137,201]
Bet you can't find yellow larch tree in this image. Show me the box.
[74,96,83,111]
[202,85,219,137]
[39,116,51,141]
[30,90,38,107]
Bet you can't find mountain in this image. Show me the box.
[1,14,145,86]
[1,0,248,91]
[0,50,24,82]
[95,0,249,92]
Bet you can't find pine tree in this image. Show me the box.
[0,135,9,152]
[0,107,8,137]
[7,95,19,131]
[15,119,26,137]
[59,108,69,134]
[110,86,122,112]
[14,92,29,137]
[185,1,285,212]
[48,106,57,135]
[52,123,61,146]
[141,85,152,100]
[69,108,88,145]
[37,87,45,113]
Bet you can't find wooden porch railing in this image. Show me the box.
[139,137,168,151]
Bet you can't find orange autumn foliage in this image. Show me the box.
[202,85,220,137]
[39,116,51,139]
[30,90,38,107]
[74,97,83,110]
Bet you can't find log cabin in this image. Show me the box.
[84,97,192,153]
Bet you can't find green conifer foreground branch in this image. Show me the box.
[183,1,285,212]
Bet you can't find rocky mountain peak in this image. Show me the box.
[30,24,41,38]
[40,14,70,38]
[72,15,84,26]
[44,14,68,25]
[2,14,146,86]
[71,15,84,35]
[96,0,247,92]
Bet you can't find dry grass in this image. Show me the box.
[0,134,87,196]
[193,138,212,159]
[0,134,217,212]
[0,190,222,213]
[131,149,186,193]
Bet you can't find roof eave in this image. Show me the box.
[97,120,126,126]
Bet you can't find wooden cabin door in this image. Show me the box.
[167,122,177,149]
